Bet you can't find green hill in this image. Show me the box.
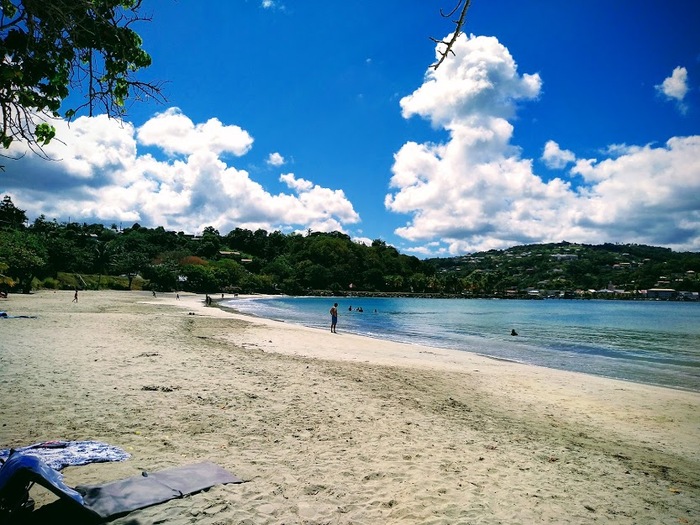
[426,242,700,298]
[1,195,698,299]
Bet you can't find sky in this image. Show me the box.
[2,0,700,257]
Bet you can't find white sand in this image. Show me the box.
[1,290,698,524]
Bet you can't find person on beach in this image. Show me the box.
[330,303,338,333]
[72,289,78,303]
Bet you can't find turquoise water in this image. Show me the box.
[223,296,700,392]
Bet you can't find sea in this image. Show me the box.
[222,296,700,393]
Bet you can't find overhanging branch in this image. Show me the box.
[430,0,472,70]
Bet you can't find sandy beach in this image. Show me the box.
[1,290,698,524]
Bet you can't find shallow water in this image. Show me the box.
[223,296,700,392]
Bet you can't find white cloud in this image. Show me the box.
[261,0,285,11]
[352,236,373,247]
[2,108,360,236]
[267,152,286,166]
[656,66,689,113]
[656,66,689,101]
[280,173,312,192]
[400,34,541,128]
[542,140,576,169]
[387,34,700,254]
[3,114,137,183]
[136,107,253,156]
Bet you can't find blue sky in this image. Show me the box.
[3,0,700,256]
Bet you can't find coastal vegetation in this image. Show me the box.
[1,196,698,298]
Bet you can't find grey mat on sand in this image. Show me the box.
[0,451,242,522]
[77,461,242,519]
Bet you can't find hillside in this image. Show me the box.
[425,242,700,299]
[1,193,698,299]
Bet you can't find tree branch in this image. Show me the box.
[0,0,165,161]
[430,0,472,70]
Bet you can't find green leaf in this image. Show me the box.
[35,123,56,146]
[1,0,159,151]
[1,0,17,18]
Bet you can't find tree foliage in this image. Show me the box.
[427,242,700,297]
[0,228,47,292]
[0,193,27,227]
[0,0,162,157]
[0,194,698,297]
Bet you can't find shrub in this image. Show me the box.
[41,277,60,289]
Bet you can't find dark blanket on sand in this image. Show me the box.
[1,452,243,523]
[77,461,243,519]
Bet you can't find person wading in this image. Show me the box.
[330,303,339,333]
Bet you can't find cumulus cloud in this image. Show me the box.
[136,107,253,156]
[267,152,286,166]
[542,140,576,170]
[400,34,541,128]
[1,109,359,236]
[656,66,689,113]
[656,66,689,101]
[387,34,700,254]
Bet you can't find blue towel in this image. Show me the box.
[0,441,130,471]
[0,451,85,508]
[0,311,36,319]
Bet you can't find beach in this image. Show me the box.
[1,290,698,524]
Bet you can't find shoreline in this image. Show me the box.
[1,290,698,524]
[215,294,700,395]
[271,289,700,301]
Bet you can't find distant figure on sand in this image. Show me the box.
[73,290,78,303]
[511,329,518,336]
[330,303,338,333]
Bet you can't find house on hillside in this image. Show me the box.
[550,254,578,261]
[646,288,676,300]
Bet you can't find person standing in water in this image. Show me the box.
[330,303,339,333]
